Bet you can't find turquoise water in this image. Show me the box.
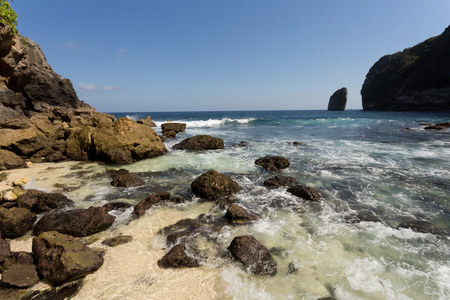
[102,110,450,299]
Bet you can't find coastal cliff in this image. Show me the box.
[361,25,450,110]
[0,23,167,168]
[327,87,347,111]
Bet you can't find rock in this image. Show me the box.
[172,135,224,151]
[2,191,17,202]
[161,218,203,246]
[110,173,145,188]
[101,235,133,247]
[33,206,115,237]
[1,263,39,288]
[0,252,35,273]
[162,130,177,139]
[161,123,186,133]
[133,191,170,217]
[255,156,290,171]
[0,173,7,182]
[32,231,103,285]
[137,116,157,127]
[191,170,240,200]
[287,185,321,202]
[16,189,74,213]
[232,141,248,147]
[0,207,37,238]
[225,204,261,225]
[228,235,277,276]
[263,175,298,188]
[287,262,298,275]
[328,87,348,111]
[0,238,11,263]
[157,244,199,269]
[102,202,132,212]
[0,150,27,171]
[21,280,83,300]
[361,25,450,111]
[215,196,236,208]
[12,177,29,187]
[424,122,450,130]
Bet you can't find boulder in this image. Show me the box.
[101,235,133,247]
[21,280,83,300]
[102,202,132,212]
[157,244,199,269]
[161,123,186,133]
[287,185,321,202]
[32,231,104,285]
[161,218,203,247]
[172,135,224,151]
[0,207,37,238]
[255,156,290,171]
[162,130,177,139]
[0,238,11,263]
[225,204,261,225]
[228,235,277,276]
[327,87,348,111]
[361,25,450,111]
[137,116,157,127]
[0,251,35,273]
[133,191,170,217]
[0,150,27,171]
[33,206,115,237]
[1,263,39,288]
[110,173,145,188]
[263,175,298,188]
[191,170,240,200]
[17,189,74,213]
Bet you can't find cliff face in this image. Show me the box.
[361,25,450,110]
[0,23,167,168]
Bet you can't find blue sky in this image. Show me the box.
[11,0,450,112]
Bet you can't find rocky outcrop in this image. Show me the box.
[137,116,156,127]
[0,207,36,238]
[255,156,290,171]
[191,170,240,200]
[228,235,277,276]
[361,25,450,110]
[225,204,261,225]
[287,185,321,202]
[32,231,103,286]
[16,189,74,213]
[110,173,145,188]
[133,191,171,217]
[263,175,298,188]
[328,87,347,111]
[0,23,167,167]
[157,244,199,269]
[161,122,186,139]
[172,135,224,151]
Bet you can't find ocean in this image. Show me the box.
[20,110,450,299]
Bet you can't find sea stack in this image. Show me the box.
[327,87,348,111]
[361,25,450,110]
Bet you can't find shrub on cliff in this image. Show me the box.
[0,0,19,36]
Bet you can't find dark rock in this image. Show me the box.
[0,207,37,238]
[255,156,290,171]
[287,262,298,275]
[424,121,450,130]
[287,185,321,202]
[225,204,261,225]
[232,141,248,147]
[191,170,240,200]
[134,191,170,217]
[436,121,450,128]
[263,175,298,188]
[0,252,35,273]
[161,123,186,133]
[228,235,277,276]
[33,206,115,237]
[21,280,83,300]
[1,263,39,288]
[110,173,145,188]
[0,238,11,263]
[157,244,199,269]
[0,150,27,171]
[32,231,103,285]
[328,87,348,111]
[106,168,129,176]
[361,25,450,111]
[215,196,236,208]
[0,172,7,182]
[16,189,74,213]
[102,202,132,212]
[172,135,224,151]
[137,116,157,127]
[161,218,202,246]
[166,196,185,204]
[162,130,177,139]
[101,235,133,247]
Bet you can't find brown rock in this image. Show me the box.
[263,175,298,188]
[102,202,132,212]
[0,150,27,171]
[137,116,157,127]
[255,156,290,171]
[1,263,39,288]
[157,244,199,268]
[225,204,261,225]
[161,123,186,133]
[17,189,74,213]
[287,185,321,202]
[172,135,224,151]
[32,231,103,285]
[110,173,145,188]
[191,170,240,200]
[101,235,132,247]
[33,206,115,237]
[0,238,11,263]
[134,191,170,217]
[228,235,277,276]
[0,207,37,238]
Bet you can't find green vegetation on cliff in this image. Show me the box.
[0,0,18,36]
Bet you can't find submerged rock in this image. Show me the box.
[263,175,298,188]
[33,206,115,237]
[1,263,39,288]
[255,156,290,171]
[17,189,74,213]
[228,235,277,276]
[32,231,103,285]
[191,170,240,200]
[134,191,170,217]
[172,135,224,151]
[327,87,348,111]
[110,173,146,188]
[157,244,199,269]
[225,204,261,225]
[0,207,37,238]
[101,235,133,247]
[287,185,321,202]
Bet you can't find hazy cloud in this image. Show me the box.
[77,83,120,93]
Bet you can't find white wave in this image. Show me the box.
[154,118,256,128]
[125,114,138,121]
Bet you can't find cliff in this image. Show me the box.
[327,87,347,111]
[361,25,450,110]
[0,23,167,169]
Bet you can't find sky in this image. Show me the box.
[11,0,450,112]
